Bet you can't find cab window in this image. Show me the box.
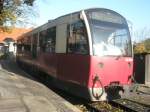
[67,20,89,55]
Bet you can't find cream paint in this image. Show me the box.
[56,24,67,53]
[81,10,93,55]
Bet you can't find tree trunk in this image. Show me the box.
[0,0,4,26]
[0,0,4,14]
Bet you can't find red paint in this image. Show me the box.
[40,53,57,77]
[18,52,133,90]
[57,54,90,86]
[88,56,133,88]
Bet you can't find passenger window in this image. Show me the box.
[45,27,56,53]
[32,34,38,58]
[39,30,47,52]
[18,37,31,53]
[24,36,31,52]
[17,44,22,52]
[39,27,56,53]
[67,21,89,54]
[17,39,24,53]
[24,44,31,52]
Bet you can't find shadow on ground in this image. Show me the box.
[0,55,34,80]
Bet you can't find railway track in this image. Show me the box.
[78,98,150,112]
[82,102,123,112]
[111,98,150,112]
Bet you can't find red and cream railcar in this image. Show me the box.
[17,8,133,101]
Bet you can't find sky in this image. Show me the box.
[33,0,150,41]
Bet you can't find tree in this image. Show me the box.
[133,38,150,54]
[133,27,150,54]
[143,38,150,53]
[0,0,36,32]
[134,43,146,54]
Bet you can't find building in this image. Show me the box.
[0,28,31,55]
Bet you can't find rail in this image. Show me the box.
[111,98,150,112]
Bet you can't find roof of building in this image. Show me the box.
[0,28,32,43]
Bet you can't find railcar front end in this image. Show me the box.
[82,9,133,101]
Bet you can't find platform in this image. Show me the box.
[0,59,81,112]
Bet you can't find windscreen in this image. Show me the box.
[86,9,132,56]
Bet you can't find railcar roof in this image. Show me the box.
[17,8,126,40]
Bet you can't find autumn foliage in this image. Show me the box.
[134,38,150,54]
[0,0,35,32]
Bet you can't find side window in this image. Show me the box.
[24,36,31,52]
[17,37,31,53]
[39,27,56,53]
[24,45,31,52]
[17,39,23,53]
[45,27,56,53]
[39,30,47,52]
[32,34,38,58]
[67,20,89,54]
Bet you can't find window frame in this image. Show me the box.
[39,26,56,53]
[67,20,89,55]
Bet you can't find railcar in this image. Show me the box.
[16,8,133,101]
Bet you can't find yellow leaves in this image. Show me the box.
[0,0,36,32]
[144,39,150,53]
[134,39,150,54]
[0,6,17,29]
[0,26,13,33]
[134,43,146,54]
